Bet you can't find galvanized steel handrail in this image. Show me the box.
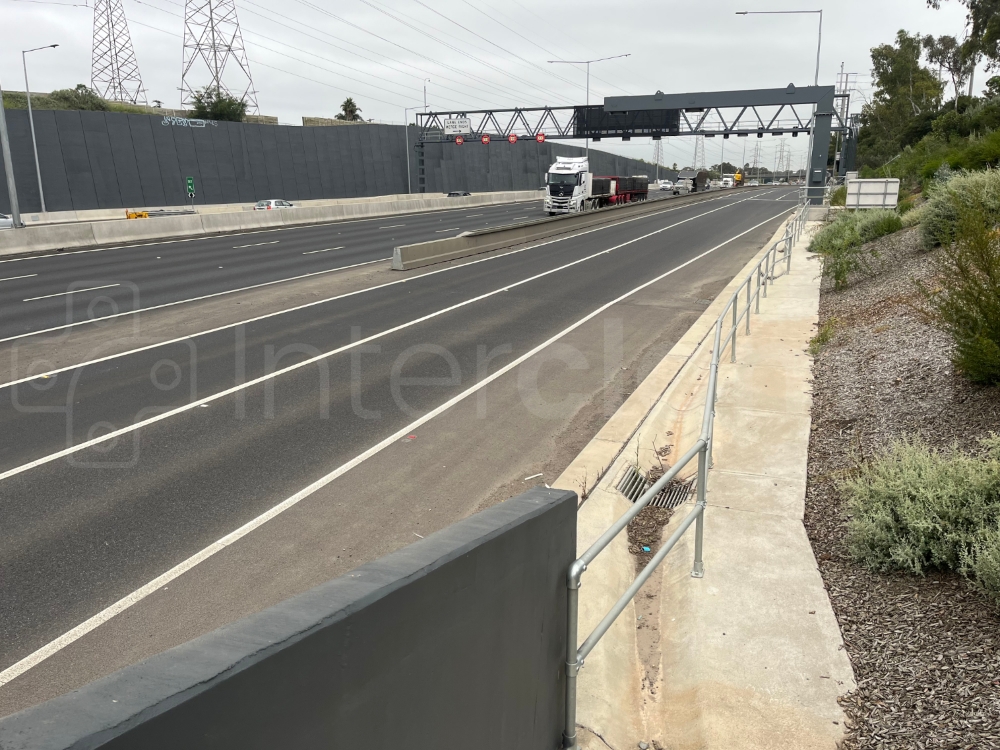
[563,198,810,749]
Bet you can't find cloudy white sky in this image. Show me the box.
[0,0,979,170]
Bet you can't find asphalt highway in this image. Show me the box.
[0,187,799,713]
[0,191,677,341]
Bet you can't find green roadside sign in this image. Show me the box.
[186,176,195,196]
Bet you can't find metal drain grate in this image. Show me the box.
[616,465,696,509]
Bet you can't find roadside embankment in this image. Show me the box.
[0,190,540,259]
[554,216,854,750]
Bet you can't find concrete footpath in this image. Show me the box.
[554,219,855,749]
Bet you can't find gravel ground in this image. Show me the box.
[805,226,1000,749]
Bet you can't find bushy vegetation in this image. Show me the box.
[1,84,146,114]
[809,209,904,288]
[830,185,847,206]
[917,168,1000,249]
[844,435,1000,607]
[920,194,1000,383]
[189,88,247,122]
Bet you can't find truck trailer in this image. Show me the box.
[544,157,649,215]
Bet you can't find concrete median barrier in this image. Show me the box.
[0,190,542,259]
[392,188,763,271]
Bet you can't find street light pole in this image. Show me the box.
[0,75,23,228]
[22,44,58,214]
[404,105,422,194]
[548,54,630,164]
[423,79,430,111]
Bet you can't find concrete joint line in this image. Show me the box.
[0,207,792,688]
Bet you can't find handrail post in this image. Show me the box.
[762,251,769,299]
[787,234,793,274]
[744,276,752,335]
[564,559,586,750]
[691,445,708,578]
[755,265,762,313]
[730,292,738,363]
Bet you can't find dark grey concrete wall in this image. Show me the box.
[0,109,655,214]
[0,487,577,750]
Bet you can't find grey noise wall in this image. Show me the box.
[0,109,655,214]
[0,487,577,750]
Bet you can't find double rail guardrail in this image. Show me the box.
[563,197,811,749]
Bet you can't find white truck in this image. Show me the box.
[543,156,647,215]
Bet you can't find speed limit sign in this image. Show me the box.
[507,133,518,144]
[535,133,546,143]
[480,134,491,145]
[455,135,464,145]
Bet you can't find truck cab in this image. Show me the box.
[544,157,591,215]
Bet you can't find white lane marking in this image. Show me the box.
[467,214,483,217]
[0,193,734,345]
[233,241,280,249]
[0,193,745,386]
[0,206,794,687]
[435,227,462,233]
[0,258,387,344]
[0,196,771,473]
[379,224,405,229]
[0,202,544,265]
[22,284,120,302]
[512,216,528,221]
[0,274,38,283]
[302,246,345,255]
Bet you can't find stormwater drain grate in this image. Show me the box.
[616,465,696,509]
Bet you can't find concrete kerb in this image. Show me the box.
[0,190,542,259]
[551,215,806,750]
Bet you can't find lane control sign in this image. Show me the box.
[443,117,472,135]
[507,134,518,144]
[455,135,465,145]
[535,133,546,143]
[480,134,491,145]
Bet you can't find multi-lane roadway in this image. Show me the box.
[0,187,800,715]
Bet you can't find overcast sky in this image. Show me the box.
[0,0,979,170]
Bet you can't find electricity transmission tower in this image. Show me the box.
[653,140,662,181]
[692,136,706,170]
[91,0,147,105]
[181,0,259,113]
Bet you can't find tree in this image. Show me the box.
[190,88,247,122]
[986,75,1000,97]
[923,34,975,107]
[336,97,363,121]
[928,1,1000,69]
[858,30,944,168]
[48,84,109,111]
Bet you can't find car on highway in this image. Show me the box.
[658,180,673,191]
[0,212,13,230]
[253,199,295,210]
[748,180,759,187]
[447,191,472,197]
[672,179,692,195]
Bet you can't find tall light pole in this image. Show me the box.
[22,44,59,214]
[737,10,823,190]
[403,105,422,194]
[423,79,430,111]
[548,54,630,163]
[0,74,23,228]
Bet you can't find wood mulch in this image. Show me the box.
[805,226,1000,749]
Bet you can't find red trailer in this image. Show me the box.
[599,175,649,205]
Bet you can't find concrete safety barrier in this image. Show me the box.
[0,487,576,750]
[392,187,764,271]
[0,190,542,259]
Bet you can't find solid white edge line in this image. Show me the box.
[22,284,121,302]
[0,274,38,282]
[0,205,794,688]
[0,194,747,389]
[0,196,726,344]
[0,200,545,265]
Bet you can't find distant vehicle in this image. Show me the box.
[658,180,673,191]
[447,191,472,197]
[721,177,735,189]
[254,199,295,210]
[748,179,760,187]
[0,213,12,230]
[672,179,692,195]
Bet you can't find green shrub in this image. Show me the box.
[844,435,1000,593]
[902,201,927,227]
[921,196,1000,383]
[897,195,916,215]
[809,209,903,288]
[830,185,847,206]
[919,169,1000,249]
